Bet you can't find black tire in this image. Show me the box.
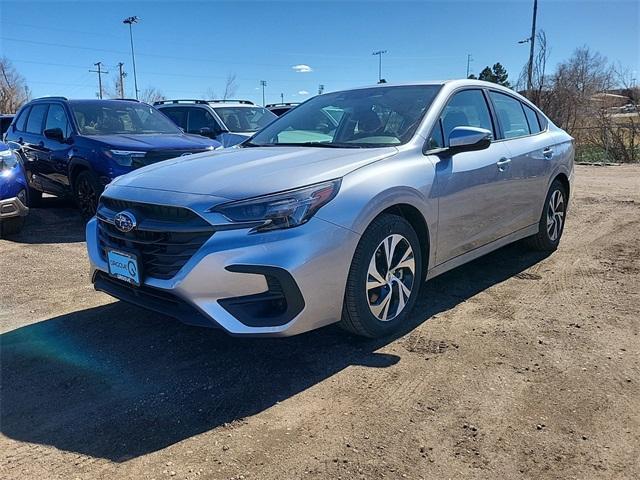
[0,216,25,237]
[340,213,423,338]
[525,179,568,251]
[74,170,101,219]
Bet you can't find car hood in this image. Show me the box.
[111,145,398,199]
[88,133,220,151]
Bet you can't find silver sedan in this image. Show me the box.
[86,80,574,337]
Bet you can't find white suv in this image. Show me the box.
[155,99,277,147]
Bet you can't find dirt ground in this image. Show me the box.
[1,165,639,480]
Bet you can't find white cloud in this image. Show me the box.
[298,90,310,95]
[292,64,313,73]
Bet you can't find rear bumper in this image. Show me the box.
[0,196,28,219]
[87,215,360,336]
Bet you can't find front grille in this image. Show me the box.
[133,149,207,167]
[97,198,214,280]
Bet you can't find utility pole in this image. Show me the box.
[117,62,126,99]
[527,0,538,91]
[519,0,538,91]
[260,80,267,106]
[372,50,387,83]
[318,84,325,95]
[466,54,473,78]
[280,92,284,104]
[123,16,140,99]
[89,62,108,99]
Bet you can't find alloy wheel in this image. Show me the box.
[546,189,565,242]
[366,234,416,321]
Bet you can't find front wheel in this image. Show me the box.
[74,170,101,219]
[340,213,423,338]
[526,179,568,251]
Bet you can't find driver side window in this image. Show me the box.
[440,89,494,145]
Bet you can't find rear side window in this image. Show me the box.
[160,107,188,129]
[522,103,541,134]
[15,107,31,131]
[45,104,71,137]
[440,89,494,143]
[489,91,530,139]
[26,104,48,134]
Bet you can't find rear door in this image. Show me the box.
[429,88,513,265]
[489,91,552,229]
[21,103,53,192]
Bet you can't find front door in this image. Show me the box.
[429,89,513,265]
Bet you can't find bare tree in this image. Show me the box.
[518,31,551,108]
[0,57,31,113]
[203,73,238,100]
[222,73,238,100]
[139,87,166,104]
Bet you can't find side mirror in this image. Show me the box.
[44,127,65,143]
[447,127,492,153]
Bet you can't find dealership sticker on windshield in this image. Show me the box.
[107,249,141,286]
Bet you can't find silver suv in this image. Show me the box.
[155,99,277,147]
[87,80,574,338]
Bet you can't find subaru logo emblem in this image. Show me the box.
[114,210,137,233]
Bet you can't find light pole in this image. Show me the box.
[372,50,387,83]
[260,80,267,106]
[123,16,140,99]
[466,54,473,78]
[518,0,538,91]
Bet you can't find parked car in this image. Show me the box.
[0,141,29,237]
[1,114,15,138]
[155,99,277,147]
[87,80,574,338]
[266,102,300,116]
[5,97,221,217]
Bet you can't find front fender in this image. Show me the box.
[317,150,438,268]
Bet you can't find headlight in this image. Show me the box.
[104,149,146,166]
[0,149,18,171]
[212,179,341,232]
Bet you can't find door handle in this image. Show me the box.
[497,157,511,171]
[543,147,554,159]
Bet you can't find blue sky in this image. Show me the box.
[1,0,638,104]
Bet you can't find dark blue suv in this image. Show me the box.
[5,97,221,217]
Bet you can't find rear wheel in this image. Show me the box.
[341,213,423,338]
[526,179,568,251]
[75,170,101,219]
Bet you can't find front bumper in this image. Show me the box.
[0,196,29,219]
[87,214,360,336]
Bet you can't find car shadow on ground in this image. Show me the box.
[0,243,550,461]
[4,196,86,244]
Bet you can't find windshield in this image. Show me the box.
[70,101,181,135]
[213,106,277,133]
[248,85,441,148]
